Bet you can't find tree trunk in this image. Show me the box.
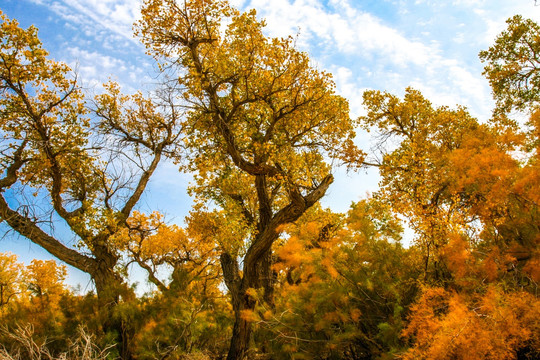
[226,298,255,360]
[90,249,135,360]
[222,251,272,360]
[221,252,256,360]
[259,250,276,306]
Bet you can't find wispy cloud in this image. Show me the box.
[18,0,157,92]
[248,0,436,67]
[40,0,142,43]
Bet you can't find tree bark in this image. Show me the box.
[226,293,255,360]
[0,194,96,272]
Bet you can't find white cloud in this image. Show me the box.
[65,46,153,92]
[242,0,497,119]
[61,0,141,41]
[29,0,142,44]
[248,0,436,68]
[331,66,368,118]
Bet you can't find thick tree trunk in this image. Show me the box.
[90,245,128,303]
[226,297,255,360]
[92,266,124,305]
[259,250,276,306]
[94,275,134,360]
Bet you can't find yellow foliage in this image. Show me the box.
[262,309,273,321]
[274,236,308,269]
[0,252,25,309]
[245,288,258,299]
[523,253,540,283]
[321,257,339,279]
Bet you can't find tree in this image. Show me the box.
[478,15,540,294]
[359,86,540,287]
[479,15,540,116]
[0,252,24,310]
[360,88,482,281]
[0,13,183,357]
[136,0,364,358]
[358,22,540,355]
[113,210,220,295]
[359,89,540,356]
[26,259,68,306]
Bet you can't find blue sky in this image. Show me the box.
[1,0,540,290]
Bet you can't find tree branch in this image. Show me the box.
[0,194,96,273]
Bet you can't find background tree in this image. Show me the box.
[479,14,540,286]
[112,209,233,359]
[479,15,540,116]
[360,88,487,281]
[479,12,540,291]
[0,252,24,310]
[0,254,119,359]
[113,210,220,295]
[136,0,364,358]
[355,15,540,357]
[26,259,68,309]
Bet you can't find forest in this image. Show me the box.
[0,0,539,359]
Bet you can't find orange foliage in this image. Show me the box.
[402,286,540,360]
[440,233,473,281]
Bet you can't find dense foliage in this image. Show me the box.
[0,1,539,359]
